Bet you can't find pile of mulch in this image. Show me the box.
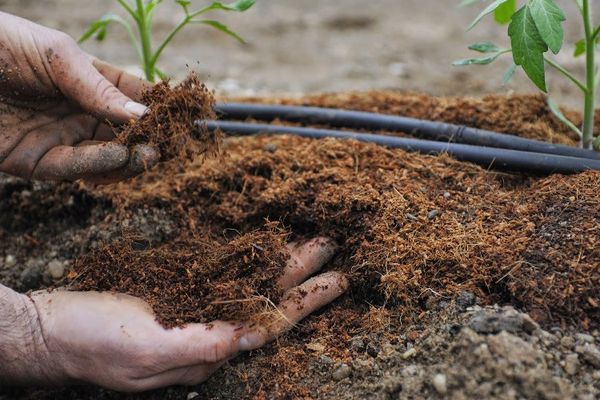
[4,90,598,399]
[116,73,221,162]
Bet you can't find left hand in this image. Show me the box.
[21,237,347,391]
[0,12,157,183]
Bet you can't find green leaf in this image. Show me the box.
[176,0,191,6]
[191,19,246,43]
[453,52,505,65]
[502,62,517,85]
[547,97,582,138]
[529,0,566,54]
[574,39,586,57]
[468,0,510,31]
[494,0,516,24]
[79,14,125,43]
[508,5,548,92]
[208,0,256,12]
[468,41,501,53]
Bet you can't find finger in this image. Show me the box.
[0,115,99,179]
[92,58,153,103]
[277,237,337,290]
[31,143,129,181]
[239,271,349,351]
[83,144,159,184]
[92,123,117,142]
[49,42,147,123]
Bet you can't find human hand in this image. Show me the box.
[4,237,346,391]
[0,12,157,183]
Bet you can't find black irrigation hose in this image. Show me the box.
[215,103,600,161]
[201,120,600,175]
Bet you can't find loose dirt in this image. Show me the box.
[117,74,220,163]
[1,91,599,399]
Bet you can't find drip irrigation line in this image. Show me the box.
[200,120,600,175]
[215,103,600,161]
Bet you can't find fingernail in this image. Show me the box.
[124,101,148,118]
[238,331,265,351]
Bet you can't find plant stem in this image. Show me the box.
[136,0,155,82]
[544,58,588,93]
[582,0,596,149]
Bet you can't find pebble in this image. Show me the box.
[564,353,579,375]
[575,333,595,344]
[443,191,451,199]
[19,265,42,290]
[47,260,65,280]
[427,209,440,219]
[575,344,600,368]
[332,363,352,381]
[456,291,476,311]
[432,373,447,395]
[350,336,366,352]
[468,307,538,334]
[186,392,199,400]
[264,143,278,153]
[401,348,417,360]
[560,335,575,349]
[5,254,16,268]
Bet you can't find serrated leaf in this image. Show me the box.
[529,0,566,54]
[547,97,582,138]
[468,41,501,53]
[502,62,517,85]
[509,5,548,92]
[191,19,246,43]
[453,52,505,65]
[468,0,510,31]
[494,0,516,24]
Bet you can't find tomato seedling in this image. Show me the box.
[456,0,599,149]
[80,0,256,83]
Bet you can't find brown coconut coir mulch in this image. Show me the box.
[1,89,599,399]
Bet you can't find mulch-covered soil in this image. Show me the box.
[1,90,599,399]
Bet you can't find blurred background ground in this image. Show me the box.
[0,0,588,108]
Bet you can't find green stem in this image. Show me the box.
[135,0,155,82]
[582,0,596,149]
[544,58,588,93]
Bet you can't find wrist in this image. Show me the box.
[0,284,63,385]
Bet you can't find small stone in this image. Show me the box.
[456,291,476,311]
[432,373,447,395]
[468,307,538,334]
[405,213,418,221]
[319,355,334,365]
[19,265,42,290]
[575,333,595,344]
[5,254,16,268]
[264,143,277,153]
[332,363,352,381]
[575,344,600,368]
[47,260,65,280]
[443,191,451,199]
[427,209,440,219]
[350,336,365,352]
[402,364,418,377]
[186,392,199,400]
[564,353,579,375]
[401,348,417,360]
[561,336,575,349]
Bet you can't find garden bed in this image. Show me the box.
[1,91,599,399]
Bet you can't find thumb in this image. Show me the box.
[50,41,147,123]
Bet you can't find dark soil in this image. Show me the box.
[1,91,599,399]
[117,73,221,162]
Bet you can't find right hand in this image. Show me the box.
[0,11,157,183]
